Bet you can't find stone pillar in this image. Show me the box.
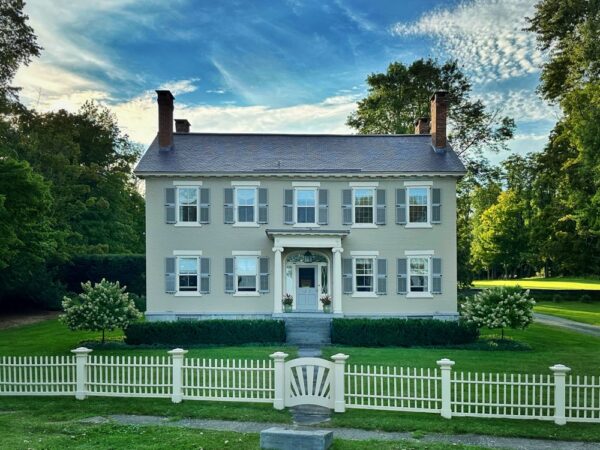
[550,364,571,425]
[270,351,288,410]
[437,358,455,419]
[332,247,343,314]
[72,347,92,400]
[331,353,349,412]
[168,348,188,403]
[273,247,284,314]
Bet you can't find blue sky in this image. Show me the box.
[15,0,558,162]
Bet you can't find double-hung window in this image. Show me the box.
[407,187,429,224]
[236,256,258,292]
[296,189,316,224]
[178,257,198,291]
[353,188,374,224]
[236,188,257,224]
[355,258,374,292]
[409,256,430,293]
[178,187,198,222]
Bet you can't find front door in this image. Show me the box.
[296,266,317,311]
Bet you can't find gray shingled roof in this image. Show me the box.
[134,133,466,175]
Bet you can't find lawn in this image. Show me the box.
[473,277,600,290]
[534,301,600,326]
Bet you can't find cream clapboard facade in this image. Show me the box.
[135,90,466,321]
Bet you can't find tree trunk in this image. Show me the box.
[102,329,105,344]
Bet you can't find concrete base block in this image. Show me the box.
[260,427,333,450]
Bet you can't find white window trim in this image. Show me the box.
[173,180,203,186]
[405,254,433,298]
[349,181,379,187]
[233,186,258,226]
[292,181,320,187]
[351,255,377,297]
[175,186,201,226]
[351,187,377,227]
[231,181,261,186]
[175,255,202,296]
[233,254,261,296]
[404,181,433,187]
[293,187,319,227]
[405,186,431,228]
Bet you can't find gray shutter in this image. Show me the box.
[284,189,294,224]
[199,188,210,224]
[397,258,407,294]
[259,257,270,293]
[432,257,442,294]
[199,257,210,294]
[376,189,386,225]
[432,188,441,224]
[165,257,176,293]
[376,258,387,295]
[342,189,353,225]
[396,188,406,225]
[258,188,268,224]
[225,257,234,293]
[318,189,328,225]
[342,258,353,294]
[165,188,176,224]
[224,188,234,224]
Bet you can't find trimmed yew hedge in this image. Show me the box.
[124,319,286,346]
[331,318,479,347]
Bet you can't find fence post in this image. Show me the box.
[72,347,92,400]
[437,358,455,419]
[550,364,571,425]
[331,353,349,413]
[168,348,188,403]
[270,351,288,410]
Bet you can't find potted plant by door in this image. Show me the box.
[320,295,332,313]
[282,293,294,313]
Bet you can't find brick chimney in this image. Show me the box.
[175,119,191,133]
[156,90,174,151]
[414,117,430,134]
[430,91,448,150]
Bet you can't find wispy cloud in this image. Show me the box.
[392,0,544,84]
[474,89,560,123]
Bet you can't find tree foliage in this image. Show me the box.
[61,279,141,343]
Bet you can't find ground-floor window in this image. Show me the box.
[178,257,198,291]
[236,256,258,292]
[409,256,429,293]
[355,257,374,292]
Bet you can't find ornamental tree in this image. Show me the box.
[60,279,141,343]
[461,286,535,340]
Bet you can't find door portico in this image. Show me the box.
[266,229,349,315]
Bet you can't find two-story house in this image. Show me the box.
[134,90,466,321]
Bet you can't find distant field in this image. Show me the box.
[473,277,600,290]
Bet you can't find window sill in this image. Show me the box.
[351,223,378,229]
[232,223,260,228]
[406,293,434,298]
[174,222,202,227]
[351,292,378,298]
[175,292,202,297]
[405,223,432,229]
[233,292,260,297]
[293,223,320,228]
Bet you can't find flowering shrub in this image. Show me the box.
[320,295,332,306]
[60,279,141,343]
[461,286,535,339]
[282,293,293,306]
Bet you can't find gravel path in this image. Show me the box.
[80,414,600,450]
[534,313,600,337]
[0,311,59,330]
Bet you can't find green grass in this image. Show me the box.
[535,301,600,326]
[473,277,600,290]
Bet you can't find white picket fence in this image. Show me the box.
[0,348,599,425]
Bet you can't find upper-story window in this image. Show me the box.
[236,188,257,223]
[296,188,316,224]
[353,188,374,224]
[178,188,198,222]
[407,187,429,224]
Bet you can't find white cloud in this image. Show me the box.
[473,89,560,122]
[392,0,544,84]
[158,79,200,95]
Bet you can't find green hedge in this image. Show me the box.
[125,320,286,346]
[331,318,479,347]
[60,254,145,296]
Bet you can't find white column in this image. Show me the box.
[332,247,343,314]
[72,347,92,400]
[550,364,571,425]
[168,348,188,403]
[273,247,284,314]
[331,353,349,412]
[437,358,455,419]
[270,351,288,410]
